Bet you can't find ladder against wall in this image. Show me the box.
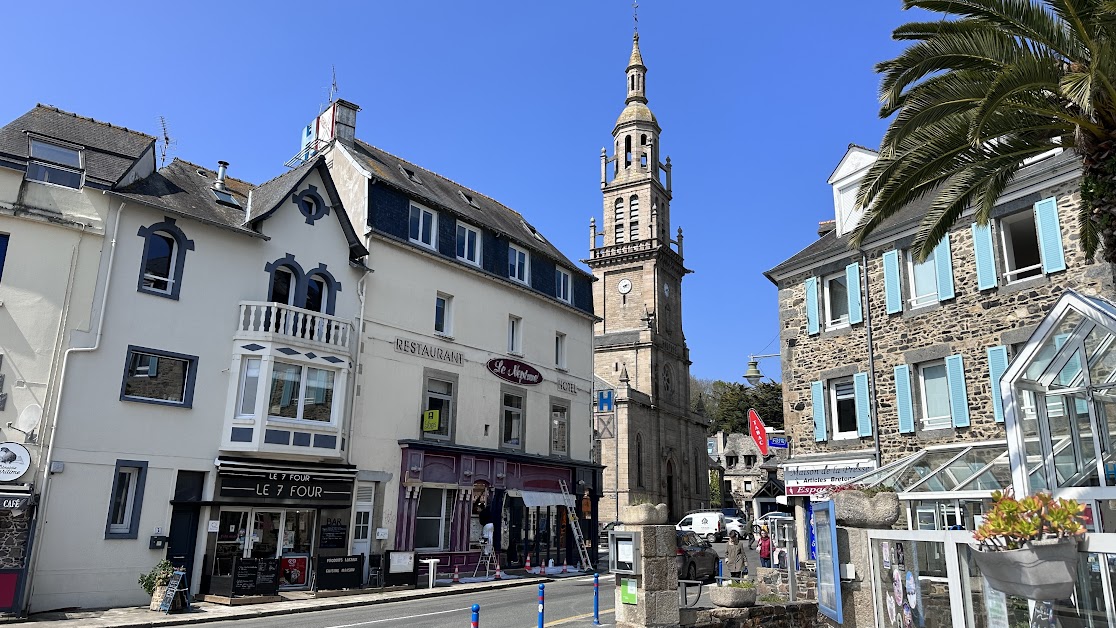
[559,480,593,571]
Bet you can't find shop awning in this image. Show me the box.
[518,490,576,509]
[214,456,358,480]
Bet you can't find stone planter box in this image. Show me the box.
[833,490,899,528]
[621,503,668,525]
[972,538,1080,600]
[709,585,757,608]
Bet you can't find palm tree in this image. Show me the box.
[852,0,1116,263]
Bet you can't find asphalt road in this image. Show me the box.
[196,576,614,628]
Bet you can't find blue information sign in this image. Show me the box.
[597,390,614,412]
[768,436,788,448]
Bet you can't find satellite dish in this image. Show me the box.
[15,405,41,433]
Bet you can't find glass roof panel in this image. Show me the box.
[907,445,1006,492]
[881,450,969,491]
[844,455,917,488]
[1024,309,1085,382]
[1048,349,1084,390]
[959,454,1013,491]
[1086,325,1116,386]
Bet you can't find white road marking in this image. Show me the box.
[323,607,471,628]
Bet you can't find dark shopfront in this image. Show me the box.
[395,441,602,573]
[201,457,355,596]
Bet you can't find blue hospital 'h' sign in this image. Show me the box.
[598,390,613,412]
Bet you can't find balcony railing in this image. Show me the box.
[237,301,353,352]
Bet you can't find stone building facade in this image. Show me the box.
[590,32,708,523]
[765,145,1114,547]
[708,430,787,520]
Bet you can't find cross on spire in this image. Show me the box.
[633,0,638,33]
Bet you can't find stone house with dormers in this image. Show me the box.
[707,430,787,520]
[765,145,1114,554]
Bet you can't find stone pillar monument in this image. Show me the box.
[613,503,679,628]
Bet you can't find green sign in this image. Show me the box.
[621,578,637,605]
[422,410,439,432]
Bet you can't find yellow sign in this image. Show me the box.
[422,410,440,432]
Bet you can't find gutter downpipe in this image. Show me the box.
[23,199,127,613]
[859,249,883,469]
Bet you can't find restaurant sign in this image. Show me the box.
[394,337,463,366]
[219,471,353,502]
[784,461,876,498]
[486,358,542,386]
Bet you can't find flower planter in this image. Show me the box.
[709,585,757,608]
[833,490,899,528]
[621,503,668,525]
[972,538,1080,600]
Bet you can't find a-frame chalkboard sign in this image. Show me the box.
[157,569,191,614]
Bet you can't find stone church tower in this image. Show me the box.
[589,32,709,523]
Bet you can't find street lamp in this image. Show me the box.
[743,353,780,386]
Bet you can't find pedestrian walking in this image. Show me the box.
[758,530,773,568]
[724,531,747,579]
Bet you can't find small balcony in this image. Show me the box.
[236,301,354,354]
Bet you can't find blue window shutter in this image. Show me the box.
[1034,197,1066,274]
[987,346,1009,423]
[883,250,902,314]
[0,233,8,283]
[805,277,820,335]
[895,365,915,434]
[945,354,970,427]
[853,372,871,437]
[811,381,827,442]
[934,233,955,301]
[971,222,998,290]
[846,262,863,325]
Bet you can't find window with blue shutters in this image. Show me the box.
[894,365,915,434]
[1033,197,1066,274]
[823,272,850,330]
[906,234,954,306]
[830,377,860,440]
[1000,211,1044,283]
[811,381,826,442]
[883,250,902,314]
[846,262,863,325]
[805,277,820,335]
[988,346,1009,423]
[945,354,970,427]
[916,360,952,430]
[971,222,998,290]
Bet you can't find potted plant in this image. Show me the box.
[709,579,757,608]
[138,559,177,611]
[621,499,668,525]
[830,484,900,528]
[971,491,1086,600]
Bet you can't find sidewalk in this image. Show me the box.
[10,576,551,628]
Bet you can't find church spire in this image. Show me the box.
[626,33,647,105]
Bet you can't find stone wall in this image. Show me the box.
[0,511,30,568]
[755,566,816,601]
[776,176,1116,464]
[680,602,818,628]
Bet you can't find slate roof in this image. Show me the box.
[112,158,257,236]
[347,140,592,278]
[0,105,155,188]
[765,149,1080,283]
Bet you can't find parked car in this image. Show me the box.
[725,516,749,537]
[676,531,719,582]
[676,511,726,543]
[599,521,620,544]
[753,511,793,533]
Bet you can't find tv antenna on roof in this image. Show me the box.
[157,116,176,168]
[319,65,339,115]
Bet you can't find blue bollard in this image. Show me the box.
[537,583,545,628]
[471,603,480,627]
[717,558,723,585]
[592,573,601,625]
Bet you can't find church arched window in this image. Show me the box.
[636,435,644,488]
[624,136,632,168]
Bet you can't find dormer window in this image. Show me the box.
[400,165,423,185]
[555,268,571,303]
[26,138,83,189]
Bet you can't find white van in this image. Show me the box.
[676,511,726,543]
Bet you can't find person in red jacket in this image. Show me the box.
[758,530,773,568]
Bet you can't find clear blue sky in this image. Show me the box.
[4,1,926,383]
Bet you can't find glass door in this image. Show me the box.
[213,510,249,577]
[250,511,281,559]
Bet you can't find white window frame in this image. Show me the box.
[555,268,571,303]
[917,360,952,430]
[421,375,455,441]
[744,481,753,492]
[907,249,939,308]
[456,223,481,266]
[266,362,338,424]
[236,357,262,418]
[414,488,452,550]
[26,137,84,189]
[830,377,859,440]
[551,402,569,456]
[108,467,139,534]
[508,315,523,355]
[408,203,437,249]
[555,332,567,370]
[141,232,177,294]
[508,244,529,284]
[999,212,1043,283]
[434,293,453,337]
[501,391,525,450]
[823,271,849,330]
